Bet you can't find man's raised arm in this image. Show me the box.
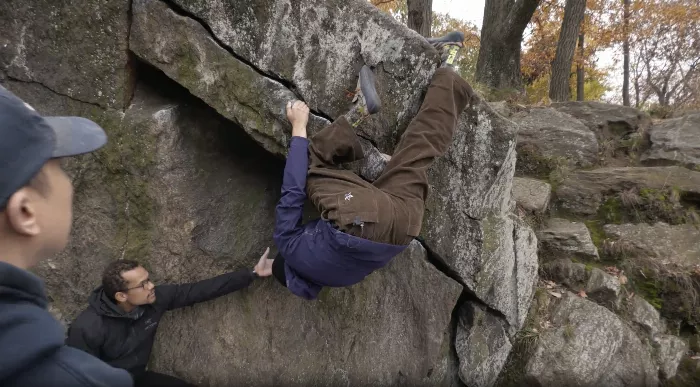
[273,101,310,255]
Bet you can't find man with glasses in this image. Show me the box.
[66,250,273,387]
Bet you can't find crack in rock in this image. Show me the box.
[158,0,333,122]
[6,75,104,108]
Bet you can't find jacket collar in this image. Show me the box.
[0,261,47,308]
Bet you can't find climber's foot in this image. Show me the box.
[427,31,464,68]
[347,65,381,127]
[354,65,381,115]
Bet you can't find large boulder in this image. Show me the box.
[0,0,130,108]
[130,0,330,157]
[511,107,598,169]
[153,240,462,386]
[524,292,659,387]
[551,101,652,138]
[642,112,700,169]
[137,0,439,151]
[556,166,700,216]
[604,222,700,268]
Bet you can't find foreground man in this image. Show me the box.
[271,32,474,299]
[66,250,272,387]
[0,85,133,386]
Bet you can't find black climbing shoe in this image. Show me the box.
[427,31,465,48]
[353,65,381,115]
[427,31,464,68]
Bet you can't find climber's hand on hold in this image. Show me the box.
[253,247,273,277]
[286,100,309,138]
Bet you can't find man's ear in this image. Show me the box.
[114,291,128,303]
[4,189,41,236]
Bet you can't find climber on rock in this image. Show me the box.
[65,249,273,387]
[270,31,474,300]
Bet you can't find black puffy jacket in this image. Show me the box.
[65,270,255,376]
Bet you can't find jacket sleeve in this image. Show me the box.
[273,136,309,256]
[65,317,103,358]
[155,269,255,311]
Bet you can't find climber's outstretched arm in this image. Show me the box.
[272,101,310,256]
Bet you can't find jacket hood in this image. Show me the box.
[89,286,144,320]
[0,262,63,382]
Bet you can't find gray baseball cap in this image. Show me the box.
[0,85,107,208]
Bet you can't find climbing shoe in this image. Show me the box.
[352,65,381,115]
[427,31,464,68]
[347,65,381,127]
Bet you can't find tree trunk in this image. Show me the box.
[576,32,585,101]
[549,0,587,102]
[622,0,631,106]
[407,0,432,37]
[475,0,541,91]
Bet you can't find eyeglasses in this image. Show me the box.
[124,278,153,292]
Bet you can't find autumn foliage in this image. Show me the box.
[369,0,699,113]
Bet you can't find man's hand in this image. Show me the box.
[286,100,309,138]
[253,247,273,277]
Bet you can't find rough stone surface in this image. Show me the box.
[642,112,700,169]
[541,259,620,307]
[512,107,598,167]
[422,98,538,334]
[551,101,652,138]
[604,222,700,268]
[166,0,440,151]
[585,267,620,306]
[541,258,589,290]
[455,302,512,387]
[537,218,599,261]
[556,166,700,216]
[130,0,330,156]
[627,294,665,337]
[524,292,659,387]
[512,177,551,213]
[154,239,461,386]
[0,0,130,108]
[653,334,688,380]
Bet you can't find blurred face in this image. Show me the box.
[1,159,74,265]
[115,266,156,306]
[39,159,74,253]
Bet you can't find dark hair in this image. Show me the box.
[102,260,140,302]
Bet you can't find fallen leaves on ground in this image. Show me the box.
[605,266,621,276]
[548,290,562,298]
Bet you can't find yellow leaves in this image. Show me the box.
[370,0,400,12]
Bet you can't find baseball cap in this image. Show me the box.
[0,85,108,209]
